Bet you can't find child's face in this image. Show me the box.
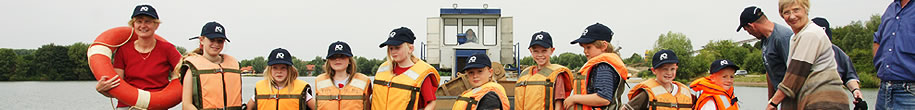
[711,68,736,90]
[464,67,493,88]
[270,64,289,84]
[328,55,350,72]
[386,43,413,63]
[579,42,605,59]
[528,46,554,66]
[651,63,678,84]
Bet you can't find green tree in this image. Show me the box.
[176,46,187,55]
[520,56,535,67]
[24,44,75,80]
[623,53,646,67]
[67,42,93,80]
[0,49,17,80]
[550,52,587,70]
[830,14,881,88]
[306,56,326,76]
[646,31,705,82]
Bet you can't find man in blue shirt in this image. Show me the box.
[736,5,794,99]
[813,17,866,108]
[873,0,915,109]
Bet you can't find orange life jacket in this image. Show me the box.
[628,79,694,110]
[254,79,311,110]
[516,64,572,110]
[689,77,738,110]
[371,57,440,110]
[315,73,371,110]
[181,54,243,110]
[572,53,629,110]
[452,82,511,110]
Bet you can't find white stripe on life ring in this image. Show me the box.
[135,89,151,109]
[86,45,113,59]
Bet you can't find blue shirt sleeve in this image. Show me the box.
[833,45,859,84]
[588,63,620,101]
[477,92,502,109]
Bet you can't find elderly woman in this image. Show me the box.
[766,0,850,110]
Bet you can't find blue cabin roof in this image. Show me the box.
[440,8,501,15]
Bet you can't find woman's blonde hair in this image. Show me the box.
[323,56,358,82]
[591,40,617,53]
[127,16,161,27]
[264,64,300,92]
[778,0,810,14]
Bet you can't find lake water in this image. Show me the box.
[0,77,878,110]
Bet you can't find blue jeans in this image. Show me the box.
[877,81,915,110]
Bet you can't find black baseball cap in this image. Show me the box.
[811,17,833,40]
[652,49,679,69]
[571,23,614,44]
[709,59,740,74]
[267,48,293,66]
[327,41,353,59]
[189,22,230,42]
[529,31,553,48]
[737,6,764,32]
[379,27,416,48]
[132,4,158,19]
[461,53,492,73]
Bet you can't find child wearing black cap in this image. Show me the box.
[245,48,315,110]
[565,23,631,110]
[625,49,694,110]
[689,59,740,110]
[179,21,244,110]
[314,41,372,110]
[371,27,441,110]
[451,53,511,110]
[95,4,182,109]
[515,31,574,110]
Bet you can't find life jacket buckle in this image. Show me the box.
[519,82,526,86]
[271,94,278,100]
[217,68,224,73]
[333,95,341,100]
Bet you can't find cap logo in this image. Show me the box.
[389,32,397,38]
[469,56,477,63]
[660,53,668,61]
[215,26,223,33]
[334,44,344,51]
[276,53,285,59]
[581,29,589,36]
[720,60,729,66]
[140,7,149,12]
[536,35,544,40]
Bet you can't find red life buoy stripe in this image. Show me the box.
[88,26,182,109]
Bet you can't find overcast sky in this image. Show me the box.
[0,0,891,60]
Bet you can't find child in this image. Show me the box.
[315,41,371,110]
[625,50,694,110]
[690,59,739,110]
[246,48,315,110]
[516,31,573,110]
[371,27,441,110]
[565,23,630,110]
[452,53,511,110]
[180,22,243,110]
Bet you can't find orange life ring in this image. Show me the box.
[87,26,182,109]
